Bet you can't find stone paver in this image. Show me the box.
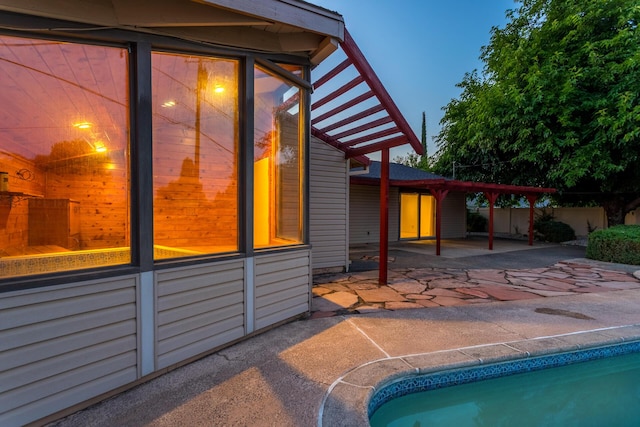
[312,261,640,316]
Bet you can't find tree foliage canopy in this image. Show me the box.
[433,0,640,224]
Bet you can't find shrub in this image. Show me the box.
[534,220,576,243]
[586,225,640,265]
[467,210,488,232]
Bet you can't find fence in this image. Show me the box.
[475,207,640,238]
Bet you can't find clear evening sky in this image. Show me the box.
[310,0,515,160]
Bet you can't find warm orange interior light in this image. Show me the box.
[73,121,92,129]
[93,141,107,153]
[214,85,225,94]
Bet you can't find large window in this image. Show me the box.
[0,35,130,278]
[152,53,239,259]
[253,65,304,248]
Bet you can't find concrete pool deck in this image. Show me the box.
[48,240,640,427]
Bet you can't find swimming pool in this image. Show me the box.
[369,341,640,426]
[317,326,640,426]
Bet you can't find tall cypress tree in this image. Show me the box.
[419,111,429,170]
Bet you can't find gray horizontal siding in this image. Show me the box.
[254,250,310,330]
[350,184,399,244]
[155,260,245,369]
[309,137,348,270]
[0,276,138,427]
[441,191,466,238]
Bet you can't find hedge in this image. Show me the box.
[586,225,640,265]
[534,220,576,243]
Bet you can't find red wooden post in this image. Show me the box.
[526,194,538,246]
[379,148,390,285]
[484,192,499,250]
[432,188,449,256]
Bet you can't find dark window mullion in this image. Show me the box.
[130,42,154,271]
[242,56,255,256]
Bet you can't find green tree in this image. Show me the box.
[433,0,640,225]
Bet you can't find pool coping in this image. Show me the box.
[318,324,640,427]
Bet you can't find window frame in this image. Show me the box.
[0,13,312,291]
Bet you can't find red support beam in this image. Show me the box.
[526,194,538,246]
[330,115,393,140]
[311,91,375,125]
[311,75,364,110]
[431,189,449,256]
[341,126,400,147]
[316,104,384,133]
[484,192,500,250]
[379,148,390,285]
[345,135,408,158]
[340,29,423,155]
[313,58,351,90]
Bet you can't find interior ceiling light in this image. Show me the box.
[162,100,176,108]
[93,141,107,153]
[214,85,225,94]
[73,121,92,129]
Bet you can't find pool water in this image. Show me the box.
[370,352,640,427]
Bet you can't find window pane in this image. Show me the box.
[420,194,435,237]
[0,35,130,278]
[152,53,239,259]
[400,193,419,239]
[254,66,304,248]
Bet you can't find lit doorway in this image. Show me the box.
[400,193,435,239]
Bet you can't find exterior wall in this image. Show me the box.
[155,260,246,370]
[441,192,467,238]
[350,186,467,244]
[349,184,400,244]
[0,249,311,426]
[309,137,349,271]
[0,276,139,426]
[476,207,613,237]
[254,250,311,330]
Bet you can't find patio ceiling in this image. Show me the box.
[310,29,422,163]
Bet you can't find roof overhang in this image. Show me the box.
[0,0,344,60]
[311,29,423,164]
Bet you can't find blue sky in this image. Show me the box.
[310,0,516,160]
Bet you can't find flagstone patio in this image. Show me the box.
[311,261,640,318]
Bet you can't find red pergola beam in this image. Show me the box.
[340,29,423,155]
[311,90,375,125]
[342,127,400,148]
[330,116,393,140]
[311,75,364,110]
[313,58,351,90]
[317,104,385,133]
[346,135,408,157]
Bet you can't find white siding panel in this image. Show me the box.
[441,192,467,238]
[155,260,245,370]
[349,185,399,244]
[309,137,348,270]
[0,276,138,427]
[254,250,310,330]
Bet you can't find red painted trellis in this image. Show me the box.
[311,29,422,285]
[311,29,555,285]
